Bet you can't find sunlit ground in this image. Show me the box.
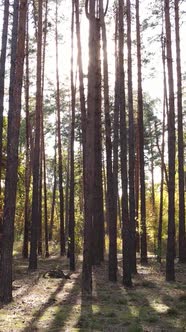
[0,249,186,332]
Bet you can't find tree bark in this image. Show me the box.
[0,0,9,200]
[119,0,132,287]
[127,0,136,274]
[68,0,76,271]
[136,0,147,264]
[165,0,176,281]
[175,0,186,263]
[93,4,104,266]
[29,0,43,270]
[55,0,65,256]
[100,0,117,279]
[75,0,86,181]
[22,12,31,259]
[1,0,27,302]
[82,0,96,294]
[49,144,57,241]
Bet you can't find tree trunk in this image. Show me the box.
[113,4,119,252]
[150,127,156,253]
[49,145,57,241]
[165,0,176,281]
[82,0,96,294]
[55,0,65,256]
[127,0,136,274]
[65,139,70,243]
[37,158,42,255]
[156,17,167,262]
[22,12,31,259]
[175,0,186,263]
[93,5,104,266]
[29,0,43,270]
[68,0,76,271]
[119,0,132,287]
[100,0,117,279]
[1,0,27,302]
[157,45,166,262]
[0,0,9,200]
[41,0,49,258]
[74,0,86,182]
[136,0,147,264]
[134,120,140,253]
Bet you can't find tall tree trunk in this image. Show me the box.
[82,0,96,294]
[157,17,167,262]
[136,0,147,264]
[100,0,116,279]
[74,0,86,181]
[22,12,31,258]
[119,0,132,287]
[113,4,119,253]
[29,0,43,270]
[65,139,70,242]
[42,137,49,257]
[1,0,27,303]
[150,128,156,253]
[55,0,65,256]
[41,0,49,258]
[134,120,140,253]
[68,0,75,271]
[127,0,136,274]
[157,56,166,262]
[37,158,42,255]
[0,0,9,200]
[93,2,104,265]
[175,0,186,263]
[49,145,57,241]
[165,0,176,281]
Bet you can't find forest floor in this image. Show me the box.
[0,251,186,332]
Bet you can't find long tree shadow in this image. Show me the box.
[87,260,180,331]
[13,255,67,301]
[75,291,93,331]
[22,258,185,331]
[74,262,143,331]
[46,270,82,331]
[124,261,184,331]
[23,278,66,332]
[90,263,143,331]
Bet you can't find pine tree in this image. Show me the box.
[165,0,176,281]
[29,0,43,270]
[1,0,27,302]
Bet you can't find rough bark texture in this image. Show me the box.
[93,13,104,266]
[127,0,136,274]
[29,0,43,270]
[113,4,119,262]
[100,0,117,280]
[1,0,27,302]
[82,0,96,294]
[0,0,9,197]
[49,146,57,241]
[157,79,166,263]
[22,13,31,259]
[119,0,132,287]
[68,0,75,271]
[55,0,65,256]
[136,0,147,264]
[157,15,167,262]
[175,0,186,263]
[165,0,176,282]
[75,0,86,181]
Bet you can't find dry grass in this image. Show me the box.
[0,253,185,332]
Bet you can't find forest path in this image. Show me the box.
[0,254,185,331]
